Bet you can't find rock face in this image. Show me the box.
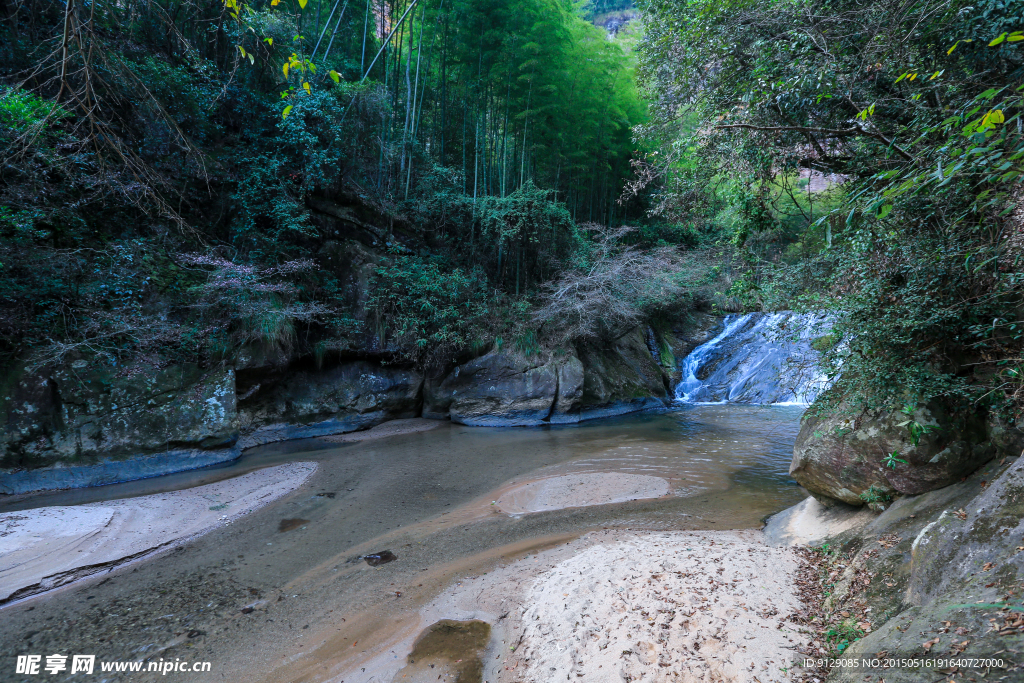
[769,450,1024,683]
[424,351,584,426]
[422,326,672,427]
[1,362,237,470]
[575,327,670,420]
[840,455,1024,682]
[236,361,423,447]
[1,322,677,492]
[0,361,240,494]
[0,357,422,494]
[790,395,994,505]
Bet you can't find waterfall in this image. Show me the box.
[675,312,833,406]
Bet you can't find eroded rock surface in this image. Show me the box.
[1,362,240,493]
[236,361,422,447]
[773,453,1024,682]
[790,395,994,505]
[1,320,681,491]
[575,326,670,420]
[425,350,583,426]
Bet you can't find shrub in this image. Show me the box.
[0,88,69,133]
[532,224,716,344]
[858,485,892,505]
[367,251,493,364]
[180,254,332,354]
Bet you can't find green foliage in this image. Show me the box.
[826,618,866,654]
[475,182,583,292]
[367,251,494,364]
[0,0,688,376]
[514,329,541,357]
[883,451,908,470]
[810,334,838,353]
[0,88,68,133]
[126,56,221,144]
[228,147,315,260]
[636,0,1024,414]
[583,0,633,18]
[180,255,337,355]
[813,542,837,558]
[859,485,892,505]
[897,405,938,446]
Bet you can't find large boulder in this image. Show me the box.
[790,394,994,505]
[575,327,670,420]
[236,360,423,447]
[426,351,584,426]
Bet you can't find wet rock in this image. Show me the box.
[790,393,994,505]
[663,312,723,362]
[677,312,832,404]
[426,351,584,427]
[0,362,240,494]
[574,326,670,420]
[363,550,397,567]
[278,518,309,532]
[236,361,423,448]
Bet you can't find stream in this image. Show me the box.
[0,312,827,683]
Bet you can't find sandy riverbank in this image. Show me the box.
[0,462,316,605]
[313,528,809,683]
[510,530,807,683]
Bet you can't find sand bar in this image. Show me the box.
[496,472,672,514]
[320,417,443,443]
[0,462,316,604]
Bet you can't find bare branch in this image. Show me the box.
[716,123,914,161]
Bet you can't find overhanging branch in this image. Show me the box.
[716,123,914,161]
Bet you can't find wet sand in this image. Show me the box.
[0,463,316,605]
[305,529,808,683]
[496,472,672,514]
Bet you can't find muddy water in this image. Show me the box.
[0,405,806,683]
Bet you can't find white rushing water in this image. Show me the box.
[675,312,833,406]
